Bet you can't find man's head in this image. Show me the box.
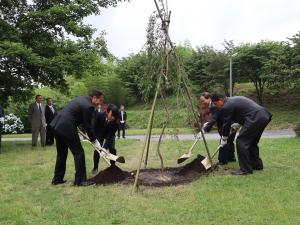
[211,94,227,109]
[35,95,42,103]
[89,90,105,107]
[106,104,119,122]
[200,92,212,106]
[46,97,53,106]
[120,104,125,111]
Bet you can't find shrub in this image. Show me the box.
[2,113,24,134]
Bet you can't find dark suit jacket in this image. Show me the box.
[0,105,4,118]
[0,105,4,130]
[50,96,96,142]
[45,105,57,125]
[220,96,272,136]
[203,104,223,133]
[94,111,118,147]
[119,111,127,123]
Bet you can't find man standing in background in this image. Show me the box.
[117,104,127,139]
[0,104,4,153]
[45,97,57,145]
[28,95,46,147]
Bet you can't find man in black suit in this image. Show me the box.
[117,104,127,139]
[200,92,237,165]
[45,97,57,145]
[92,104,119,174]
[211,94,272,175]
[0,104,4,153]
[50,90,105,186]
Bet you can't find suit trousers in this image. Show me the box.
[218,131,237,163]
[236,112,271,172]
[46,125,55,145]
[32,123,46,147]
[117,123,126,138]
[52,132,87,185]
[0,125,2,153]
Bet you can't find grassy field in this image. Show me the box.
[0,137,299,225]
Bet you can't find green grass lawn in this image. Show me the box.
[0,138,299,225]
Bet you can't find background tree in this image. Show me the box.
[185,45,228,94]
[288,32,300,88]
[234,41,288,104]
[0,0,127,105]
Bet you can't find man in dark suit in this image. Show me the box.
[50,90,105,186]
[45,97,57,145]
[92,104,119,174]
[211,94,272,175]
[200,92,237,164]
[117,104,127,139]
[0,104,4,153]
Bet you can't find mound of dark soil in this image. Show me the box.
[88,165,131,185]
[89,155,210,187]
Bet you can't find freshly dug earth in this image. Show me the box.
[88,165,131,185]
[89,155,210,187]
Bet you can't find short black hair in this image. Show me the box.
[211,94,226,102]
[35,95,41,99]
[89,90,104,98]
[107,104,119,121]
[46,97,52,101]
[201,92,211,99]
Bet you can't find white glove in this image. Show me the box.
[231,123,241,132]
[92,139,101,150]
[196,131,202,138]
[202,122,209,132]
[0,117,4,123]
[220,136,228,147]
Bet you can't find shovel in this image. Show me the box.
[201,127,237,170]
[78,129,125,165]
[177,132,202,164]
[200,145,222,170]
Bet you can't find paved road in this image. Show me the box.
[2,129,296,142]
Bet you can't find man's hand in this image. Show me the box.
[231,123,241,132]
[220,136,228,147]
[0,117,4,123]
[92,139,101,150]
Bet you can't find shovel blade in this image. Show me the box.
[105,153,125,163]
[177,153,192,164]
[116,156,125,163]
[201,157,212,170]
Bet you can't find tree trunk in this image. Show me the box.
[253,78,264,105]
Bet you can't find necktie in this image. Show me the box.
[38,104,42,113]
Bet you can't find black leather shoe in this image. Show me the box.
[74,181,95,186]
[253,167,263,171]
[231,169,252,176]
[52,180,67,185]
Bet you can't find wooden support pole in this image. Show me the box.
[132,76,161,193]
